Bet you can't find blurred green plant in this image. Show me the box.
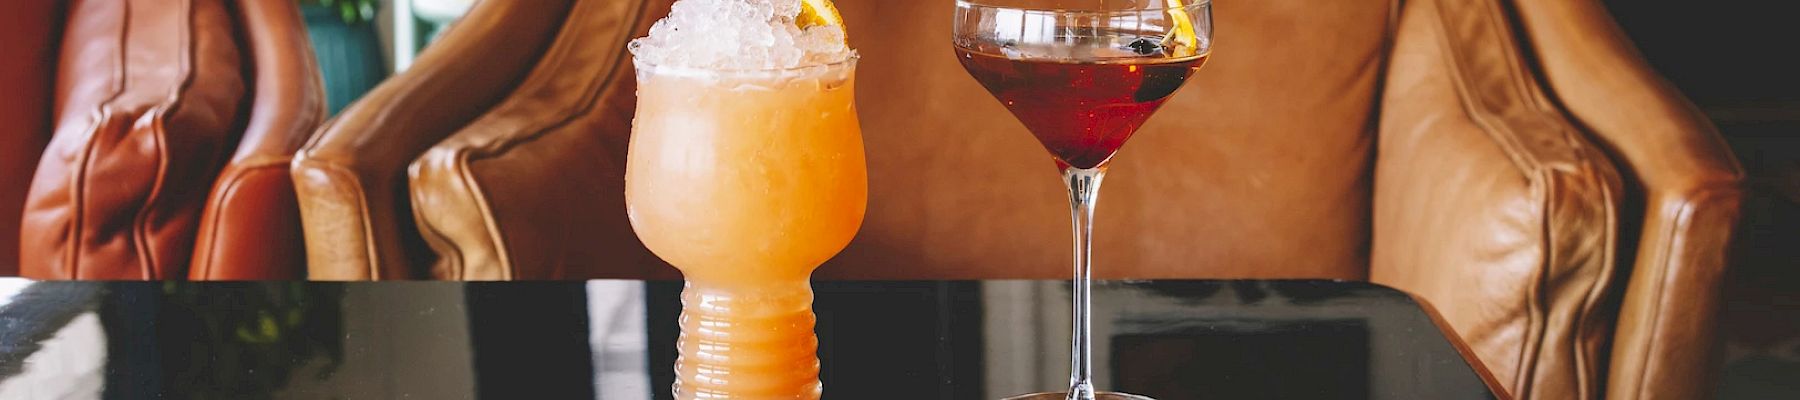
[302,0,380,25]
[159,282,346,400]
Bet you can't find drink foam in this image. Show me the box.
[630,0,853,70]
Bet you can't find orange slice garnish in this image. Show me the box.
[797,0,846,38]
[1161,0,1202,55]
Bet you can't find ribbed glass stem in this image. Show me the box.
[674,281,822,400]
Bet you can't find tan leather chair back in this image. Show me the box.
[24,0,247,280]
[189,0,326,280]
[826,0,1393,279]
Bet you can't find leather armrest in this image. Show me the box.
[1508,1,1747,399]
[23,0,246,280]
[1370,0,1624,398]
[408,0,662,280]
[291,0,573,280]
[0,0,64,275]
[189,0,325,280]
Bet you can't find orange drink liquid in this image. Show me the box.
[626,58,865,399]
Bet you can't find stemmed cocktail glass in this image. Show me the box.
[953,1,1213,399]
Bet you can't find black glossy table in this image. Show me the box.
[0,280,1504,399]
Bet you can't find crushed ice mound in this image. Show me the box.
[630,0,852,70]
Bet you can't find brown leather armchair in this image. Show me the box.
[1375,0,1626,397]
[407,0,661,280]
[303,0,1740,398]
[16,0,324,280]
[188,0,326,280]
[1512,1,1743,397]
[22,0,248,280]
[1375,0,1740,398]
[291,0,575,280]
[0,1,64,276]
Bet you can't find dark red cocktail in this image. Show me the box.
[956,38,1208,169]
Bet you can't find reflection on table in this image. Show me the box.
[0,279,1499,399]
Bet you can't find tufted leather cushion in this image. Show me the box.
[188,0,326,280]
[409,0,663,280]
[23,0,246,280]
[1371,0,1625,397]
[0,1,64,276]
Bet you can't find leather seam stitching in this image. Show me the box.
[1505,4,1617,396]
[1524,172,1548,396]
[1555,159,1619,400]
[1426,2,1543,393]
[134,0,201,281]
[134,112,172,280]
[194,163,288,278]
[405,158,463,279]
[1630,195,1685,399]
[194,168,243,279]
[1495,2,1621,397]
[408,151,484,280]
[66,112,108,279]
[1506,0,1619,394]
[294,163,383,280]
[63,0,138,279]
[1578,170,1619,400]
[1433,0,1623,395]
[1626,186,1735,397]
[454,151,509,280]
[410,169,465,279]
[344,169,380,280]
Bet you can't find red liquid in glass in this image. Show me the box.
[956,48,1207,169]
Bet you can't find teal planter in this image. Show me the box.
[302,4,387,116]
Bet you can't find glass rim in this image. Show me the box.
[954,0,1211,14]
[628,42,859,78]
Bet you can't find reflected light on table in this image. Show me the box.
[0,279,106,399]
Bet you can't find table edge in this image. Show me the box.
[1403,290,1516,400]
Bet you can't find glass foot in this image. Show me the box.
[1001,392,1156,400]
